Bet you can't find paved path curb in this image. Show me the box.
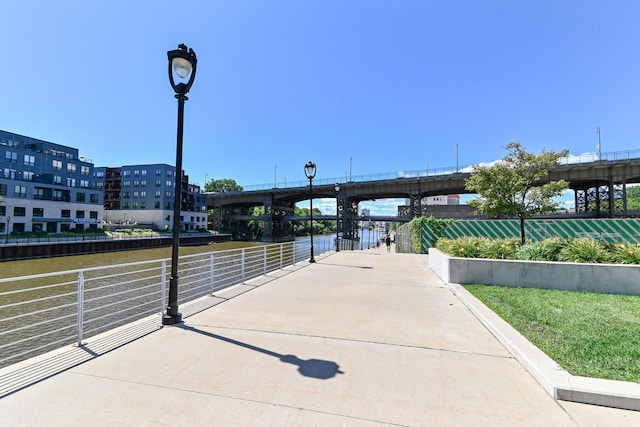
[448,282,640,411]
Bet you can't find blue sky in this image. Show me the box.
[2,1,640,215]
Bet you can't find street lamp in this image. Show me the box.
[334,182,340,252]
[352,201,358,250]
[360,213,365,250]
[304,161,317,263]
[163,43,197,326]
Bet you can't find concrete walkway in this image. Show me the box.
[1,249,640,426]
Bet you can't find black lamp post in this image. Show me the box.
[304,161,317,263]
[360,213,365,250]
[334,182,340,252]
[163,44,197,326]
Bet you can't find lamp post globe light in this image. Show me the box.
[334,182,340,252]
[304,161,317,263]
[163,44,197,326]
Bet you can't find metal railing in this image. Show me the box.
[232,148,640,192]
[0,239,335,369]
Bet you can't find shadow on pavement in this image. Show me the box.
[180,324,344,380]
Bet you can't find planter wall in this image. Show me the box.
[429,248,640,295]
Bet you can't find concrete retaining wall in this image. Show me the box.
[429,248,640,295]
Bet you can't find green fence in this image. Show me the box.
[414,218,640,254]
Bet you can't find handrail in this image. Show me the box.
[0,238,337,370]
[218,148,640,192]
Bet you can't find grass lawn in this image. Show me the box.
[463,285,640,383]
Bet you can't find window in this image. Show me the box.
[54,190,66,201]
[67,163,76,173]
[122,191,130,198]
[90,211,98,219]
[156,169,162,176]
[0,183,7,196]
[155,180,161,187]
[133,191,139,198]
[90,194,99,203]
[81,166,90,175]
[140,191,146,198]
[141,180,146,187]
[61,209,71,218]
[34,188,45,200]
[76,210,85,219]
[133,180,139,187]
[14,185,26,198]
[76,192,86,202]
[122,181,131,187]
[122,202,129,209]
[14,207,26,216]
[167,170,172,177]
[6,151,17,162]
[166,180,172,187]
[154,202,160,209]
[24,155,35,166]
[123,170,131,177]
[95,170,104,178]
[33,208,44,217]
[141,169,147,176]
[155,190,161,198]
[52,160,62,170]
[80,180,89,188]
[140,201,146,209]
[134,170,140,176]
[66,178,76,187]
[23,171,34,181]
[0,205,5,216]
[132,201,139,209]
[53,175,62,184]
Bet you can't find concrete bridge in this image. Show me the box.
[207,150,640,241]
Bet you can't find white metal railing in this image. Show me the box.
[0,239,334,369]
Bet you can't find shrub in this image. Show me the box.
[435,236,487,258]
[516,237,566,261]
[558,238,612,264]
[609,243,640,264]
[482,238,521,259]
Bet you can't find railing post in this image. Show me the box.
[263,246,267,274]
[209,253,214,295]
[160,260,167,315]
[292,242,296,264]
[241,249,246,283]
[76,271,85,346]
[280,244,283,269]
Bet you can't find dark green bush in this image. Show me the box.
[609,242,640,264]
[557,238,612,263]
[516,237,566,261]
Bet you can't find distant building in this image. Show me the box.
[94,164,207,231]
[0,130,104,234]
[404,195,460,206]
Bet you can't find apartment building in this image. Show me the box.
[0,130,104,235]
[94,164,208,231]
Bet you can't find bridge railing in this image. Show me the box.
[230,148,640,192]
[0,239,335,372]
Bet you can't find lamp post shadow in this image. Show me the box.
[180,324,344,380]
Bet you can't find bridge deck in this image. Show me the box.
[1,249,638,426]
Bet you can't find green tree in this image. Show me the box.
[626,186,640,211]
[465,142,569,244]
[205,178,243,193]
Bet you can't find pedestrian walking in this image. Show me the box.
[385,235,391,252]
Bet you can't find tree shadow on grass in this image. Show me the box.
[180,324,344,380]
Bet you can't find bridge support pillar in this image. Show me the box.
[262,196,294,242]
